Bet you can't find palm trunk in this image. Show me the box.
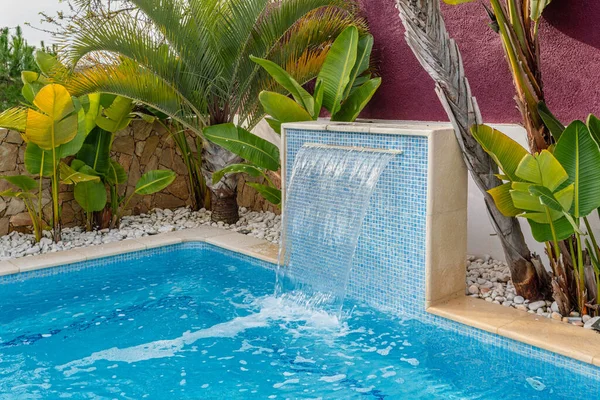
[395,0,549,299]
[201,139,243,224]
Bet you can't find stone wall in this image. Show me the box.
[0,121,278,236]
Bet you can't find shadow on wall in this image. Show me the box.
[544,1,600,51]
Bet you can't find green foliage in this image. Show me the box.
[252,25,381,133]
[203,124,280,171]
[0,27,39,110]
[64,0,364,133]
[474,116,600,315]
[134,170,177,195]
[0,175,45,242]
[212,25,381,208]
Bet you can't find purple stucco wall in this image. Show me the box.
[359,0,600,124]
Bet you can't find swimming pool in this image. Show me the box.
[1,243,598,399]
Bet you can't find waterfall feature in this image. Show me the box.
[277,144,400,314]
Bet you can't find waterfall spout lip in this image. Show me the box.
[302,143,403,155]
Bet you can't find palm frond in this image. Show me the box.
[64,0,365,132]
[66,58,207,134]
[0,106,27,132]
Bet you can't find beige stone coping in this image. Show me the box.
[428,295,600,367]
[0,226,278,278]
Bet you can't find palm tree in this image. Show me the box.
[62,0,365,223]
[395,0,549,299]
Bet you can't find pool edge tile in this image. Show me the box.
[0,260,19,276]
[206,232,273,258]
[245,242,279,264]
[427,295,528,335]
[82,239,147,261]
[10,249,88,273]
[167,226,230,241]
[498,315,600,365]
[136,235,183,249]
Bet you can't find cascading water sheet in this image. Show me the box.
[278,144,399,313]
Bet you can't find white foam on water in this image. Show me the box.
[400,358,420,366]
[273,378,299,388]
[56,296,340,376]
[526,377,546,391]
[319,374,346,383]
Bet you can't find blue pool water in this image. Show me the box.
[1,244,598,399]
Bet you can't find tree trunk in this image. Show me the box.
[201,139,243,224]
[395,0,548,299]
[210,190,239,224]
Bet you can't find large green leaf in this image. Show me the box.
[0,189,34,200]
[96,96,134,133]
[332,77,381,122]
[258,91,313,133]
[0,175,38,192]
[528,185,564,213]
[344,34,374,99]
[74,181,107,212]
[203,123,280,171]
[21,71,49,103]
[587,114,600,146]
[487,183,522,217]
[554,120,600,217]
[56,108,90,158]
[0,107,27,132]
[246,183,281,206]
[80,93,102,135]
[530,0,553,21]
[537,102,565,141]
[77,127,113,175]
[212,164,268,185]
[250,56,315,117]
[25,84,78,150]
[59,162,101,185]
[471,124,528,181]
[515,150,567,191]
[318,25,359,115]
[135,170,176,195]
[35,50,69,79]
[529,218,574,242]
[24,143,53,177]
[107,159,128,185]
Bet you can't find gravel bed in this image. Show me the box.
[466,255,600,330]
[0,207,280,262]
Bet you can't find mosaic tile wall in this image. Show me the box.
[284,129,429,315]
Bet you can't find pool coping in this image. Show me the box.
[1,227,600,369]
[0,226,279,277]
[428,293,600,368]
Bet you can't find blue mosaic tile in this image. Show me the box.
[285,129,429,315]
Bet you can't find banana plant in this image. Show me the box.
[250,25,382,134]
[538,104,600,312]
[71,95,158,229]
[472,121,600,316]
[0,176,45,242]
[443,0,554,153]
[205,26,381,207]
[113,170,177,225]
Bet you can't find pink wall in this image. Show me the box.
[359,0,600,125]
